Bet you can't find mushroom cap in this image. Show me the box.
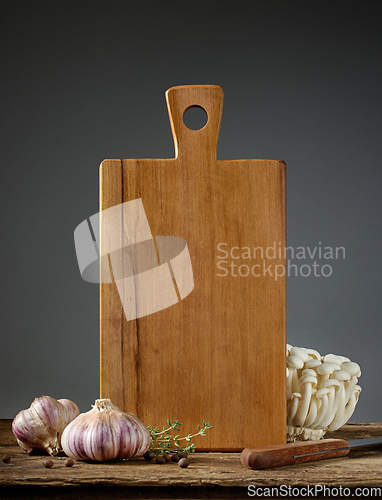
[341,361,361,377]
[323,354,344,365]
[317,362,341,375]
[290,347,310,362]
[322,378,342,389]
[299,374,318,387]
[302,368,317,377]
[331,369,351,381]
[316,387,331,398]
[305,359,321,369]
[291,392,302,400]
[339,356,351,363]
[305,348,322,360]
[287,355,304,369]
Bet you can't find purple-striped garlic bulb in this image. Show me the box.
[12,396,80,455]
[61,398,151,461]
[58,398,80,424]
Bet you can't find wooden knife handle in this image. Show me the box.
[241,439,350,469]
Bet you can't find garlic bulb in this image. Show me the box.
[58,399,80,424]
[286,345,361,442]
[61,399,151,461]
[12,396,80,455]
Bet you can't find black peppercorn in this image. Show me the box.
[64,458,74,467]
[1,455,11,464]
[178,451,188,459]
[171,453,180,462]
[143,450,155,461]
[178,457,189,468]
[156,455,166,464]
[43,459,54,468]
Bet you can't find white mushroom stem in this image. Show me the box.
[303,390,318,428]
[341,362,361,401]
[287,393,302,426]
[287,425,325,442]
[286,370,293,401]
[327,385,347,431]
[318,379,344,429]
[317,379,341,429]
[293,374,317,428]
[292,371,301,394]
[310,388,330,428]
[286,356,304,400]
[344,376,359,402]
[332,386,362,430]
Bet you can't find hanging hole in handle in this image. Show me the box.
[183,105,208,130]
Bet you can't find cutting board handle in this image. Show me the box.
[165,85,224,160]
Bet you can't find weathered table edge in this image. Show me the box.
[1,421,381,499]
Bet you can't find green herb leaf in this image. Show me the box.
[148,419,212,455]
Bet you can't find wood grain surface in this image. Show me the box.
[1,421,381,499]
[99,85,287,451]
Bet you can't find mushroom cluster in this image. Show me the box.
[287,344,361,442]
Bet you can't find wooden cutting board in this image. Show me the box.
[100,85,286,451]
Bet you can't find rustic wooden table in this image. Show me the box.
[0,420,381,499]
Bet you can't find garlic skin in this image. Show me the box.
[61,399,151,461]
[286,345,361,442]
[12,396,80,455]
[58,399,80,426]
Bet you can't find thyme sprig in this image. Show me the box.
[147,419,212,456]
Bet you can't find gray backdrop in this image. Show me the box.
[1,2,381,425]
